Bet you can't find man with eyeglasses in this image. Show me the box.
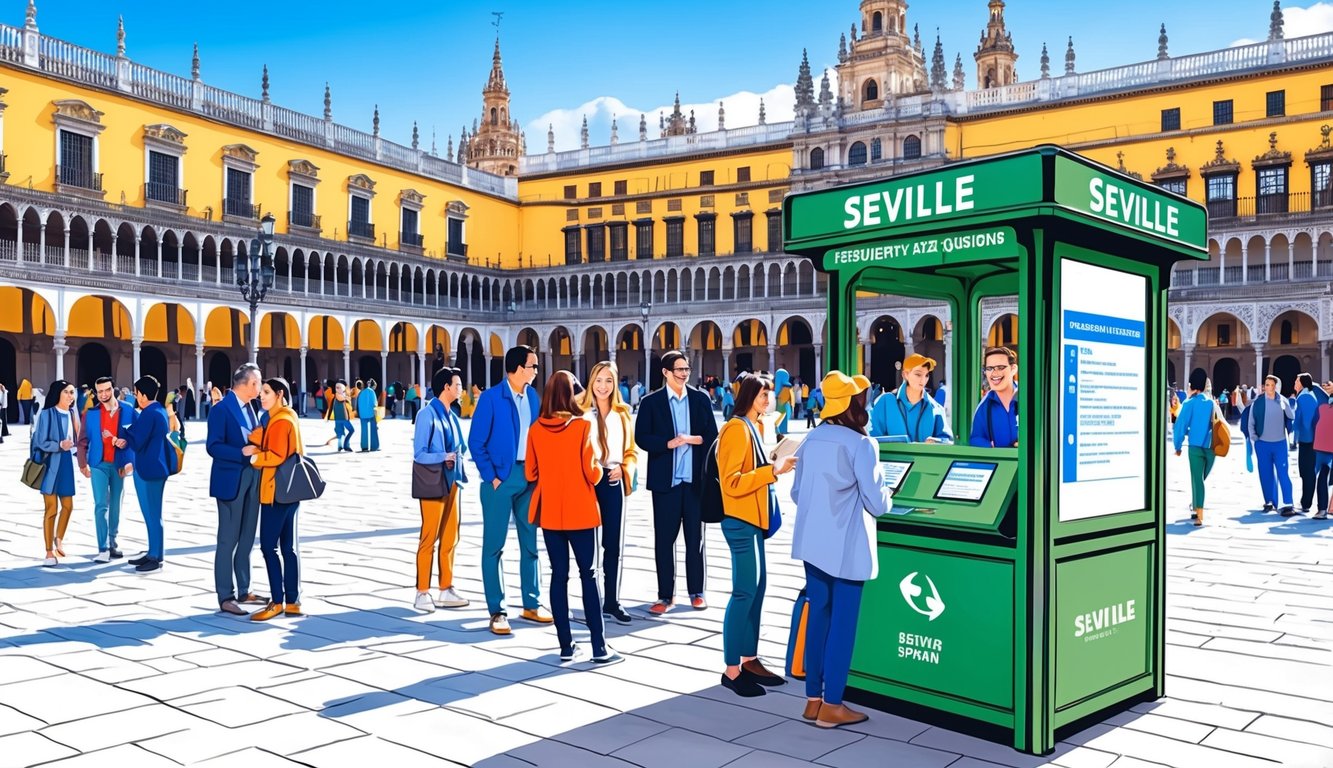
[468,345,552,635]
[636,349,720,615]
[969,346,1019,448]
[76,376,137,562]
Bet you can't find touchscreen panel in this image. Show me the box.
[934,461,998,503]
[880,461,913,494]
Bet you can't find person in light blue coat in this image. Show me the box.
[790,371,892,729]
[1173,369,1220,527]
[869,353,952,443]
[357,379,380,452]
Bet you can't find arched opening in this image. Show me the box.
[76,343,113,387]
[872,11,883,33]
[848,141,868,167]
[1271,355,1301,395]
[139,345,168,390]
[208,352,233,393]
[862,79,879,104]
[868,315,905,390]
[1212,358,1241,399]
[903,135,922,160]
[810,147,825,171]
[0,336,15,422]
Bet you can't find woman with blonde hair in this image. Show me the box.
[576,361,639,625]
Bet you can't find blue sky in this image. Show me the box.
[10,1,1333,152]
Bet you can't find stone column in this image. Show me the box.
[131,337,142,382]
[343,345,351,383]
[767,344,776,374]
[194,342,204,408]
[1253,342,1265,386]
[862,337,873,380]
[812,343,824,383]
[299,346,308,412]
[721,345,733,383]
[53,333,68,381]
[380,351,389,398]
[1322,341,1331,383]
[417,336,428,390]
[543,349,553,378]
[1264,243,1272,282]
[484,352,493,386]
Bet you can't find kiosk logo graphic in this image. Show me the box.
[899,571,946,621]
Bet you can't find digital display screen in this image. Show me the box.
[880,461,912,494]
[934,461,998,503]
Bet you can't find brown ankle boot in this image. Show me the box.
[816,703,869,728]
[1194,508,1203,527]
[802,700,821,721]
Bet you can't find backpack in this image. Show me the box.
[165,428,186,475]
[699,435,725,524]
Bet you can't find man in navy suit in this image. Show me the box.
[635,349,720,615]
[206,363,265,616]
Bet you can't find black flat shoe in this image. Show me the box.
[721,672,766,698]
[128,553,149,566]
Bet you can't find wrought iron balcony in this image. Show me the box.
[288,211,322,230]
[224,198,260,219]
[56,165,102,191]
[400,231,423,247]
[144,182,187,206]
[447,242,469,259]
[348,220,375,240]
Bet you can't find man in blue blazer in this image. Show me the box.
[123,375,171,574]
[206,363,265,615]
[635,349,720,614]
[77,376,136,562]
[467,345,551,635]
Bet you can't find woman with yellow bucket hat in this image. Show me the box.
[790,371,893,728]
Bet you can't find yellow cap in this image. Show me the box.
[820,370,871,419]
[902,353,936,373]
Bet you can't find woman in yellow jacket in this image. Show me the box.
[248,377,305,621]
[717,373,797,698]
[576,361,638,625]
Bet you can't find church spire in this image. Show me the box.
[795,49,815,113]
[930,32,947,92]
[469,26,521,176]
[975,0,1017,89]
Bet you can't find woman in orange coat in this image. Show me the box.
[526,370,620,665]
[248,377,305,621]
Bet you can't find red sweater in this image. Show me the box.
[1314,403,1333,453]
[525,414,603,530]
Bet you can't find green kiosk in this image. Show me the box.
[782,145,1207,754]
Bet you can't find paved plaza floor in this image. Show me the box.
[1,414,1331,767]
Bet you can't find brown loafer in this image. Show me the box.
[240,592,267,605]
[741,659,787,687]
[519,607,554,624]
[816,703,869,729]
[802,700,822,721]
[251,602,284,622]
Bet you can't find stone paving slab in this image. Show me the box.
[2,418,1332,766]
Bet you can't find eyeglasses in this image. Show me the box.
[525,364,539,370]
[982,365,1011,374]
[671,367,692,373]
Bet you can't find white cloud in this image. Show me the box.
[525,69,837,153]
[1232,1,1333,46]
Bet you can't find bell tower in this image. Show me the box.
[467,33,523,176]
[837,0,928,111]
[974,0,1018,89]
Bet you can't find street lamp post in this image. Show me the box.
[640,300,652,387]
[236,212,276,365]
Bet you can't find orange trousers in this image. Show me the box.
[42,494,73,551]
[417,485,461,592]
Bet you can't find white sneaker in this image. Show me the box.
[413,592,436,613]
[92,551,110,563]
[435,587,469,608]
[42,557,57,568]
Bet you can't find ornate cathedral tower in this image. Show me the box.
[974,0,1018,89]
[837,0,929,111]
[467,37,523,176]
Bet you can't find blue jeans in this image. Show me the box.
[88,461,124,551]
[360,418,379,451]
[133,475,166,560]
[479,467,540,616]
[803,562,865,705]
[335,419,354,450]
[543,527,605,656]
[260,501,301,604]
[1255,439,1294,506]
[722,517,766,666]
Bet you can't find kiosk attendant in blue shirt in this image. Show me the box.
[869,353,952,443]
[969,346,1018,448]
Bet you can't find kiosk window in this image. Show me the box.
[880,461,913,494]
[934,461,997,502]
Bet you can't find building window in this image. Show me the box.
[1158,178,1187,197]
[586,225,606,262]
[1313,162,1333,207]
[903,135,922,160]
[563,227,581,264]
[863,79,879,103]
[1281,320,1294,345]
[1266,90,1286,118]
[146,150,180,204]
[614,179,627,195]
[1205,174,1237,217]
[225,168,253,218]
[400,208,421,247]
[1212,100,1233,126]
[1161,108,1181,132]
[737,166,751,183]
[447,216,466,257]
[697,215,716,256]
[848,142,868,166]
[635,220,654,259]
[700,170,715,186]
[733,213,753,254]
[58,130,97,189]
[609,222,628,260]
[563,184,577,200]
[871,138,882,162]
[810,147,825,170]
[1256,166,1289,214]
[290,184,316,228]
[872,11,883,33]
[665,218,685,257]
[588,182,602,197]
[349,195,373,239]
[1217,323,1232,346]
[1322,85,1333,111]
[766,211,782,252]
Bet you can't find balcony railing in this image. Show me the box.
[56,165,102,191]
[224,198,259,219]
[0,153,6,174]
[348,220,375,240]
[288,211,321,230]
[1207,192,1327,220]
[400,231,423,247]
[144,182,187,206]
[447,243,468,259]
